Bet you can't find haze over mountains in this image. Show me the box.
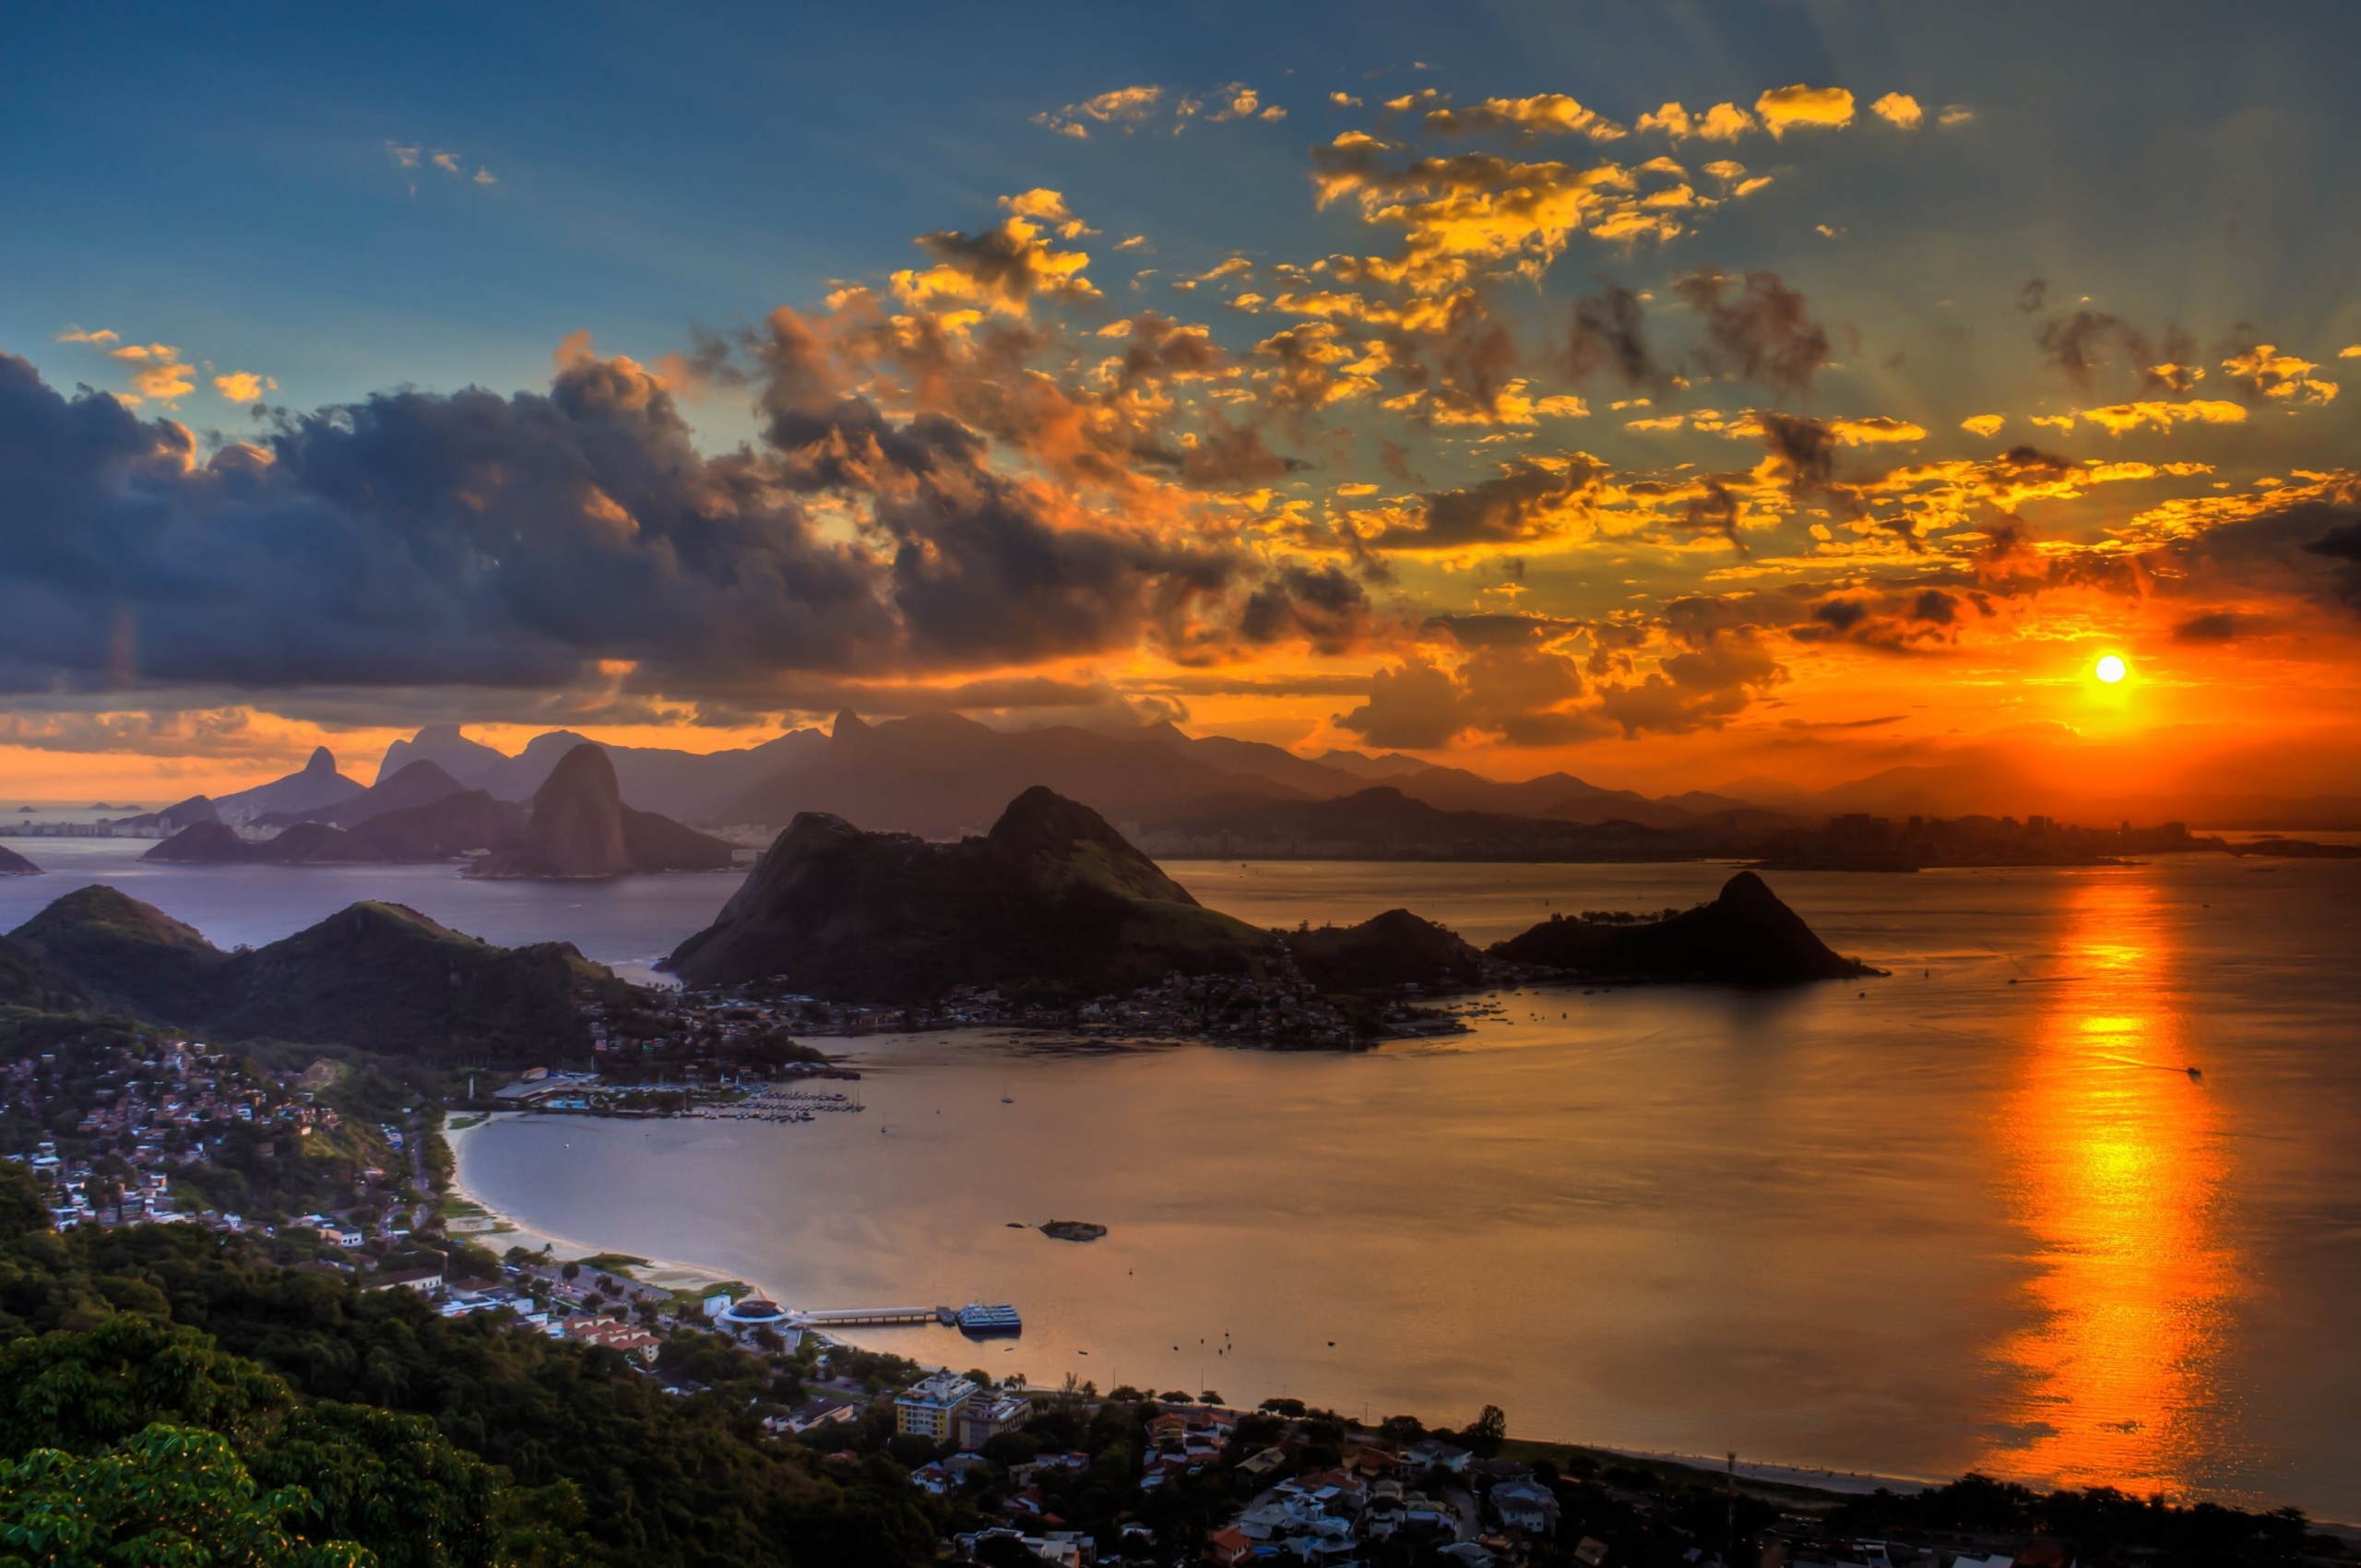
[345,713,2361,840]
[366,714,1773,839]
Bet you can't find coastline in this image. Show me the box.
[447,1108,2361,1532]
[444,1111,762,1300]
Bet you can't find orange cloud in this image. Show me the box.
[1962,414,2006,438]
[1635,101,1756,141]
[1754,85,1856,137]
[2219,344,2338,405]
[211,371,278,402]
[2076,398,2247,435]
[1034,84,1163,137]
[1422,94,1626,141]
[892,201,1098,316]
[1870,92,1925,129]
[1002,187,1093,238]
[109,342,196,402]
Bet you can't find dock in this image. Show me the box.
[782,1301,1023,1335]
[789,1305,941,1326]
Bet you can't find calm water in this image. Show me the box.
[7,842,2358,1515]
[444,857,2361,1519]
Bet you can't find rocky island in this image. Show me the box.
[666,786,1271,999]
[467,742,738,879]
[1040,1219,1109,1242]
[668,788,1877,1041]
[1491,870,1881,984]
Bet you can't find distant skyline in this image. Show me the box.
[5,2,2360,812]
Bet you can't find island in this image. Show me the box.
[666,785,1273,999]
[1039,1219,1109,1242]
[1491,871,1882,984]
[0,844,39,874]
[661,788,1876,1047]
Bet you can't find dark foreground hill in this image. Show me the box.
[468,742,737,878]
[667,786,1269,999]
[1492,871,1878,984]
[7,884,629,1061]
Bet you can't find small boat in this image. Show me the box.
[957,1301,1022,1338]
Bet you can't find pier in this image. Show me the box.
[789,1305,943,1326]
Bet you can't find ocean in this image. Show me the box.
[6,841,2357,1516]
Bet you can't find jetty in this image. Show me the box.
[779,1301,1023,1336]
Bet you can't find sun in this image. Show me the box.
[2094,654,2128,684]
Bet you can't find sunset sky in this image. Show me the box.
[5,2,2359,811]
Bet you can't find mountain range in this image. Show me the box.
[166,716,2361,854]
[354,713,1780,839]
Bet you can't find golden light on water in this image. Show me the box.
[1982,876,2241,1494]
[2094,654,2129,684]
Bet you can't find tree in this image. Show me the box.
[250,1401,515,1568]
[0,1162,48,1241]
[0,1423,368,1568]
[0,1316,290,1458]
[1464,1405,1506,1458]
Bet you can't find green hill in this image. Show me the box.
[213,900,633,1060]
[10,885,233,1020]
[8,885,633,1063]
[667,785,1269,1000]
[0,931,88,1012]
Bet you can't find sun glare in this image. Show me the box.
[2094,654,2128,684]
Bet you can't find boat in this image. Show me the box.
[956,1301,1022,1338]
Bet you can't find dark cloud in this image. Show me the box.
[1419,612,1585,649]
[1176,417,1307,489]
[1672,269,1827,395]
[1336,656,1465,748]
[2022,294,2190,393]
[1586,595,1786,734]
[0,343,1257,703]
[1370,457,1607,551]
[2172,611,2260,642]
[1911,589,1958,624]
[1240,564,1377,654]
[0,349,895,698]
[1790,585,1968,650]
[2034,309,2128,390]
[1563,281,1658,388]
[1751,411,1853,511]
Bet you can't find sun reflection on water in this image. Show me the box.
[1982,876,2241,1493]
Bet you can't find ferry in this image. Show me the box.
[956,1301,1022,1338]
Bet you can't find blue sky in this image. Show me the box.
[13,2,2356,421]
